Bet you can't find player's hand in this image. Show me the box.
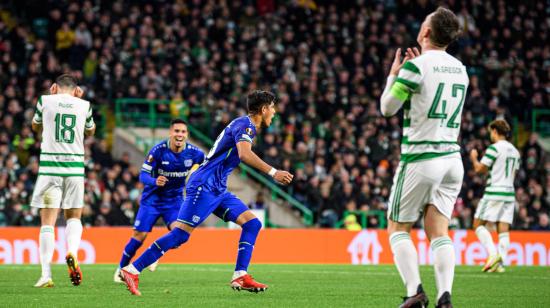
[273,170,294,185]
[49,83,58,94]
[389,47,419,76]
[74,86,84,98]
[470,149,479,162]
[405,47,421,60]
[156,176,168,187]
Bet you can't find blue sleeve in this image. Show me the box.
[139,147,159,186]
[232,121,256,144]
[139,170,156,186]
[195,150,205,164]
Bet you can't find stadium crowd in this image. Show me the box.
[0,0,549,230]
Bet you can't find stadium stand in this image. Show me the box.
[0,0,548,229]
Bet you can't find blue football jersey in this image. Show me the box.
[140,140,205,208]
[188,116,257,193]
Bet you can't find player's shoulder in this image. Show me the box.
[502,140,521,157]
[235,116,256,132]
[150,140,169,154]
[411,51,466,72]
[184,142,202,153]
[41,94,90,107]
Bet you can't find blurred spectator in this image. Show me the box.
[248,192,266,210]
[344,214,362,231]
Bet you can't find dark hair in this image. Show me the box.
[246,90,276,114]
[489,119,511,137]
[55,74,78,89]
[429,7,460,47]
[170,118,188,127]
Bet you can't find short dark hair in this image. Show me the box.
[55,74,78,89]
[246,90,276,114]
[170,118,188,127]
[489,119,511,137]
[429,7,460,47]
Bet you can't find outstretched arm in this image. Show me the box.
[236,141,293,185]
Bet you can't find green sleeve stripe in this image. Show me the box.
[390,82,411,102]
[487,145,498,153]
[35,109,42,117]
[403,118,411,128]
[38,96,43,106]
[395,78,419,91]
[484,154,497,161]
[395,78,419,90]
[403,100,411,110]
[402,61,421,75]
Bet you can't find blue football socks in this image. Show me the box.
[133,228,190,272]
[119,238,143,268]
[235,218,262,272]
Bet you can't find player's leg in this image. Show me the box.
[386,161,430,307]
[497,221,511,260]
[145,205,183,273]
[61,176,85,286]
[494,203,513,273]
[426,155,463,307]
[120,188,221,295]
[35,208,60,287]
[424,205,454,307]
[116,204,159,281]
[120,221,194,296]
[474,199,501,271]
[31,175,62,287]
[214,195,266,292]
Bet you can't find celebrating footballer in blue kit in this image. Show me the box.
[119,90,294,296]
[114,119,204,282]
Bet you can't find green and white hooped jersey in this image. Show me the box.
[32,94,95,177]
[393,50,469,163]
[480,140,520,202]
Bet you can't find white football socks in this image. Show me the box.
[39,225,55,278]
[498,232,510,262]
[65,218,83,256]
[431,236,455,301]
[389,232,421,297]
[475,226,497,257]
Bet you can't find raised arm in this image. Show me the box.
[380,48,421,117]
[470,149,489,174]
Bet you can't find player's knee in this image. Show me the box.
[172,227,190,247]
[243,218,262,233]
[133,231,148,242]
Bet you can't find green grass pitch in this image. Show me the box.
[0,264,549,307]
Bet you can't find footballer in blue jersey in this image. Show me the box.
[120,90,294,296]
[115,119,204,282]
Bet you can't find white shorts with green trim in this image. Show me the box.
[474,198,515,224]
[31,175,84,209]
[387,152,463,222]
